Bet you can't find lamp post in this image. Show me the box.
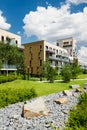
[27,66,29,80]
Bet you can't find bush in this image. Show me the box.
[0,87,37,108]
[61,64,72,82]
[0,75,17,84]
[65,92,87,130]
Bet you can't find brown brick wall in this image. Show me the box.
[24,40,44,75]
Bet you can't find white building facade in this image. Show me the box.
[0,28,22,74]
[56,37,77,63]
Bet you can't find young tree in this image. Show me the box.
[71,59,81,79]
[0,40,25,76]
[42,60,58,83]
[61,64,72,82]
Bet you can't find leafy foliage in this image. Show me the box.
[0,87,37,108]
[42,60,58,83]
[65,92,87,130]
[0,39,25,77]
[71,59,81,79]
[0,75,17,84]
[61,64,72,82]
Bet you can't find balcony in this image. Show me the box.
[46,48,55,54]
[49,56,58,61]
[50,63,56,68]
[62,58,69,62]
[1,64,17,70]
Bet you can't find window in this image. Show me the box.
[70,41,72,45]
[30,60,32,67]
[30,47,32,53]
[63,42,69,44]
[40,45,42,51]
[31,54,33,59]
[37,67,39,74]
[57,43,59,46]
[16,40,18,44]
[40,59,42,66]
[31,67,33,73]
[46,46,48,49]
[56,50,58,53]
[38,52,40,59]
[1,36,4,42]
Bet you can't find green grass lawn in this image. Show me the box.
[0,79,87,96]
[77,74,87,79]
[0,75,87,108]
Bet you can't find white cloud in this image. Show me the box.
[67,0,87,5]
[0,10,11,30]
[23,5,87,42]
[78,46,87,65]
[23,4,87,65]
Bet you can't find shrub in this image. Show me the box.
[61,64,72,82]
[0,75,17,84]
[65,92,87,130]
[78,92,87,104]
[0,87,37,108]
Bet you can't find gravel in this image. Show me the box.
[0,88,87,130]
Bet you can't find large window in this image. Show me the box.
[40,45,42,51]
[40,59,42,66]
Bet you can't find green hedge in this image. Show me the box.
[0,75,17,84]
[65,92,87,130]
[0,87,37,108]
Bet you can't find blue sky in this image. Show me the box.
[0,0,87,65]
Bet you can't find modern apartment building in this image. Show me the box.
[56,37,77,58]
[0,28,21,47]
[0,28,23,73]
[23,40,73,76]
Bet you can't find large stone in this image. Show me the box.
[63,90,72,96]
[69,84,80,89]
[54,97,68,104]
[22,97,49,118]
[76,88,83,93]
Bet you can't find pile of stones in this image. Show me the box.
[0,84,87,130]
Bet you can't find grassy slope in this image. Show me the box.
[0,79,87,96]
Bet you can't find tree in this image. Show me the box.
[42,60,58,83]
[0,59,2,70]
[71,59,81,79]
[0,40,25,76]
[61,64,72,82]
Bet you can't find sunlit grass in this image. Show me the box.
[77,74,87,79]
[0,79,87,96]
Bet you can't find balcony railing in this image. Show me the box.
[49,56,69,62]
[62,58,69,62]
[46,48,55,54]
[49,56,58,61]
[50,63,55,68]
[1,64,17,70]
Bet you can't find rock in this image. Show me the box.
[63,90,72,96]
[76,88,83,93]
[54,98,68,104]
[22,97,49,118]
[69,84,80,89]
